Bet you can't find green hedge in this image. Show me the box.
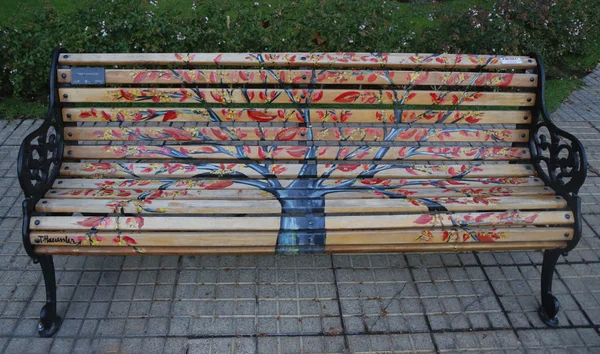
[0,0,598,100]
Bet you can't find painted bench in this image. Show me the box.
[18,49,587,336]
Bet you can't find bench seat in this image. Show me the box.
[18,49,587,336]
[32,171,573,255]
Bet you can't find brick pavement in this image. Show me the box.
[0,70,599,353]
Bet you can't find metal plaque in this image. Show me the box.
[500,56,523,65]
[71,67,105,85]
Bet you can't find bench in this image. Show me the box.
[18,48,587,336]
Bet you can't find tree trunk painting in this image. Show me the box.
[276,189,326,253]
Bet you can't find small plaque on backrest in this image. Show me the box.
[500,57,523,65]
[71,67,105,85]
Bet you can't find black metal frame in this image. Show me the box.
[529,53,588,326]
[17,47,67,337]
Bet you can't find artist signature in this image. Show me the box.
[34,235,81,245]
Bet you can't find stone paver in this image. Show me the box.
[1,69,600,352]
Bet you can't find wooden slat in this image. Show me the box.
[59,162,536,179]
[318,164,535,180]
[64,145,530,161]
[294,187,552,200]
[31,231,278,247]
[52,177,547,190]
[29,227,572,247]
[325,211,573,230]
[30,211,573,231]
[34,198,287,214]
[45,186,554,200]
[324,242,567,253]
[58,52,537,69]
[58,88,535,106]
[34,245,275,255]
[65,127,529,143]
[57,68,538,87]
[63,108,533,124]
[34,195,567,214]
[326,227,573,245]
[33,242,566,256]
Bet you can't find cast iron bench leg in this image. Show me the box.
[37,255,62,337]
[539,249,561,326]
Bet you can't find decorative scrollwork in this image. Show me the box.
[18,120,63,198]
[18,47,67,200]
[531,117,587,195]
[528,52,588,198]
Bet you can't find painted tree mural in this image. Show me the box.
[74,66,528,253]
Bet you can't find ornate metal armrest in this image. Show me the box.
[17,117,63,199]
[530,114,587,196]
[529,53,588,197]
[17,47,67,259]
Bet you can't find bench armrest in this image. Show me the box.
[531,114,587,196]
[17,118,64,199]
[529,54,588,197]
[17,47,67,259]
[18,47,66,200]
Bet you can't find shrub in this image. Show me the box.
[418,0,600,77]
[0,0,598,101]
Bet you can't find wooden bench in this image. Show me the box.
[18,49,587,336]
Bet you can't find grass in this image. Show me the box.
[545,79,584,114]
[0,98,47,120]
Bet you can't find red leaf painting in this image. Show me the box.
[333,91,361,103]
[210,92,224,103]
[247,110,278,122]
[76,216,108,228]
[126,216,145,229]
[205,180,234,190]
[499,74,514,86]
[182,71,193,83]
[413,214,434,225]
[162,110,178,122]
[337,164,360,172]
[101,110,112,121]
[286,146,309,158]
[465,116,481,124]
[312,91,324,102]
[122,236,137,245]
[406,168,419,176]
[210,128,230,141]
[163,128,193,141]
[474,212,494,223]
[120,90,136,101]
[360,179,388,185]
[276,127,302,141]
[525,214,539,223]
[133,72,147,83]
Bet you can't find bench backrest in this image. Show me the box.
[56,52,538,181]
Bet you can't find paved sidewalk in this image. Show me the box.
[1,71,600,353]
